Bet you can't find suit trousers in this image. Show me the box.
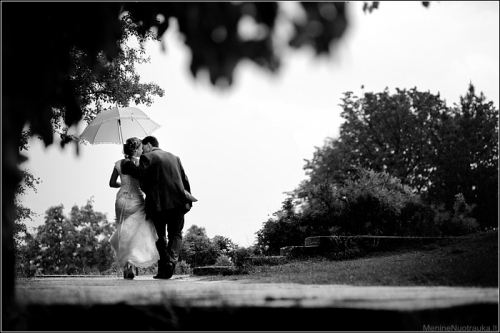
[151,208,184,264]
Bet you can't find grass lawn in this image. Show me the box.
[203,230,498,287]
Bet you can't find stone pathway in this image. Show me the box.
[15,275,498,310]
[8,275,498,330]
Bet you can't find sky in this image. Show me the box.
[19,2,499,247]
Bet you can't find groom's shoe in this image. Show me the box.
[153,260,168,279]
[164,262,175,279]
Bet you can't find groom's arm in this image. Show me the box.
[177,157,191,194]
[121,160,140,179]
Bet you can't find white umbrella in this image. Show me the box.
[79,106,161,145]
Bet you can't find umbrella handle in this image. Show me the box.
[118,119,124,144]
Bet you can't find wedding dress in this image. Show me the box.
[109,159,159,269]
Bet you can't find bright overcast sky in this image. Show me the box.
[20,2,499,247]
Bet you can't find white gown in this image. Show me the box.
[109,160,159,268]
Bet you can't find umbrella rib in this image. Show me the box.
[84,116,151,127]
[81,122,101,144]
[135,119,161,137]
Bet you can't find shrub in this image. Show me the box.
[256,169,478,254]
[256,198,309,255]
[214,254,233,267]
[321,236,363,260]
[338,169,423,235]
[434,193,480,236]
[294,168,435,237]
[181,234,220,267]
[399,201,438,236]
[175,260,193,274]
[233,246,255,267]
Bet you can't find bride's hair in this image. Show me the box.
[123,137,142,159]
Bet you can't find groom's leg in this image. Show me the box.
[152,211,170,279]
[165,207,185,264]
[153,212,168,260]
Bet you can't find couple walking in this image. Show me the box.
[109,136,196,280]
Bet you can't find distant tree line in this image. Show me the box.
[256,84,498,255]
[15,200,257,277]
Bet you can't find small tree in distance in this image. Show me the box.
[19,199,115,277]
[180,225,220,268]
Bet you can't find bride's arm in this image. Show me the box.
[109,167,121,188]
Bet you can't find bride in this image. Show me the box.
[108,137,159,279]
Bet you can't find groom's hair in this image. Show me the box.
[142,136,159,148]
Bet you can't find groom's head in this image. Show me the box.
[142,136,159,154]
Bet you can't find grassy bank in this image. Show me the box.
[204,230,498,287]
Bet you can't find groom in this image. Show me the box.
[139,136,193,279]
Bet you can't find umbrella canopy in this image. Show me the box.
[79,106,160,145]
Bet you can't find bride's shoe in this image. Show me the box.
[124,262,135,280]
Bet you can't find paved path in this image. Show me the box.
[9,275,499,330]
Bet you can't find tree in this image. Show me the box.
[2,1,431,307]
[301,85,497,229]
[180,225,220,267]
[24,205,73,275]
[212,235,238,254]
[256,198,309,255]
[300,137,359,193]
[21,199,115,276]
[256,167,440,254]
[428,84,498,229]
[11,10,165,281]
[13,169,41,276]
[212,235,239,263]
[15,11,165,232]
[67,198,116,273]
[14,170,41,241]
[51,13,165,145]
[337,88,449,192]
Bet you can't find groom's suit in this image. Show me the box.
[139,147,191,277]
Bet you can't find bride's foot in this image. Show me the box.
[123,262,135,280]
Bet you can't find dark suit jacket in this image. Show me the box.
[139,147,191,215]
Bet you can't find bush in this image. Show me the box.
[321,236,363,260]
[290,168,436,237]
[399,201,438,236]
[434,193,480,236]
[15,247,33,278]
[175,260,193,274]
[256,169,481,254]
[181,235,220,267]
[337,169,424,235]
[256,199,308,255]
[214,254,233,266]
[233,246,256,267]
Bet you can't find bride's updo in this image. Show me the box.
[123,137,142,159]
